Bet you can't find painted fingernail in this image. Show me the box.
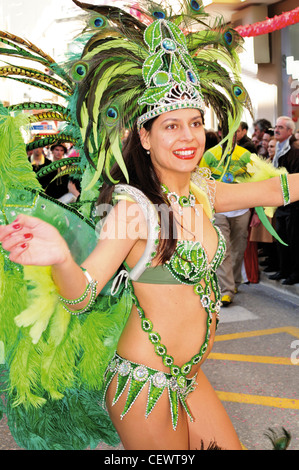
[24,233,33,240]
[12,223,21,230]
[20,243,28,249]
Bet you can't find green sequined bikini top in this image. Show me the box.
[129,225,226,286]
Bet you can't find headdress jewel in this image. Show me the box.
[137,19,205,130]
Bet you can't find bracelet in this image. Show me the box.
[280,173,290,206]
[59,267,98,316]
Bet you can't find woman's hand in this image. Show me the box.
[0,214,71,266]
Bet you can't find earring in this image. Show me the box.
[146,150,150,155]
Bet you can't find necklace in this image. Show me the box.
[161,184,199,216]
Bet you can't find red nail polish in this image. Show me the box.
[24,233,33,240]
[12,223,21,230]
[20,243,27,249]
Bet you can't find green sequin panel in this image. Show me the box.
[121,377,148,418]
[146,380,166,417]
[168,387,179,430]
[113,373,131,405]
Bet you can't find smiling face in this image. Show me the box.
[139,108,205,182]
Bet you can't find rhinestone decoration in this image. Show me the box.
[152,372,167,388]
[118,360,131,376]
[133,365,149,382]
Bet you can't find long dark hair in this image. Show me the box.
[97,120,177,263]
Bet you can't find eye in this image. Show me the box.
[191,120,202,127]
[166,123,177,130]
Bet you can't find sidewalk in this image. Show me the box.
[259,269,299,304]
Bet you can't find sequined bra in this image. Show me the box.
[131,225,225,286]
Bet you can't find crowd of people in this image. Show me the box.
[204,116,299,306]
[27,142,81,202]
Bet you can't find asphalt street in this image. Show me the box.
[1,274,298,451]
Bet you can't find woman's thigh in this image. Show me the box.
[187,368,242,450]
[106,375,189,450]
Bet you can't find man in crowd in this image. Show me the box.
[269,116,299,285]
[253,118,272,144]
[236,121,257,153]
[38,143,70,199]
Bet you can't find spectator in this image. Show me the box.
[269,116,299,285]
[38,143,70,199]
[200,143,251,306]
[204,130,220,151]
[29,147,51,173]
[236,121,257,153]
[261,129,274,158]
[267,138,277,162]
[253,118,272,153]
[253,118,272,142]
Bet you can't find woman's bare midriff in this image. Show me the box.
[116,281,217,377]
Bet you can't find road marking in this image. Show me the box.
[215,326,299,342]
[220,305,259,323]
[208,352,297,366]
[217,391,299,409]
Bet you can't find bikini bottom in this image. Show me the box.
[102,352,197,430]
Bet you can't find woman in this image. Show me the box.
[267,138,277,161]
[0,105,296,450]
[0,0,295,451]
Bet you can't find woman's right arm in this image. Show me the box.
[0,200,145,310]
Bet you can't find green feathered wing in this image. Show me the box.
[0,108,129,449]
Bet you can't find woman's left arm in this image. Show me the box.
[214,174,298,213]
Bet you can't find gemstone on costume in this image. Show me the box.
[162,39,176,52]
[169,376,178,391]
[118,360,131,376]
[155,344,166,356]
[201,294,210,308]
[187,70,197,84]
[109,359,118,372]
[153,71,169,86]
[177,375,187,388]
[149,332,160,343]
[163,354,174,367]
[152,371,167,388]
[133,365,149,382]
[142,318,153,332]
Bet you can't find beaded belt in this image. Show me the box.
[102,353,197,430]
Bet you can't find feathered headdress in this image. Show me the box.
[0,0,252,192]
[69,0,252,186]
